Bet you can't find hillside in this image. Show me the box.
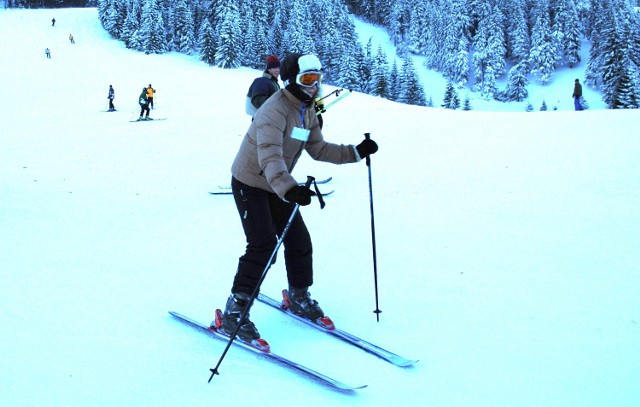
[1,7,638,407]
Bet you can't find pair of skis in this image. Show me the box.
[209,176,334,196]
[169,290,417,391]
[129,117,167,122]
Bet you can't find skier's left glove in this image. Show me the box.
[285,186,315,206]
[356,138,378,159]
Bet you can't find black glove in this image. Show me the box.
[284,186,314,206]
[356,138,378,159]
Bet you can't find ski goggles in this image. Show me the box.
[296,71,323,88]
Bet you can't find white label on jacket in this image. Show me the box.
[291,127,310,142]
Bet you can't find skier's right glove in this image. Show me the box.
[284,186,314,206]
[356,138,378,159]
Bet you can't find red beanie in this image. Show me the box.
[266,55,281,69]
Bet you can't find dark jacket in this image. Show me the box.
[139,89,148,105]
[573,82,582,98]
[245,72,280,115]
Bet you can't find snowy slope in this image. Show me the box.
[1,7,639,407]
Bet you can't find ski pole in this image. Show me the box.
[208,176,316,383]
[364,133,381,321]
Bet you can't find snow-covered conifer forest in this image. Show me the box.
[8,0,637,108]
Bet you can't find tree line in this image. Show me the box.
[95,0,427,105]
[346,0,639,108]
[7,0,640,108]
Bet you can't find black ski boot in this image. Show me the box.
[285,286,325,321]
[219,292,260,342]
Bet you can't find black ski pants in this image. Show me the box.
[139,103,149,117]
[230,177,313,295]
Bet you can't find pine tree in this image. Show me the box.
[472,3,506,98]
[442,0,471,82]
[173,0,195,54]
[283,1,315,54]
[336,42,364,92]
[98,0,119,38]
[540,100,548,111]
[139,0,166,54]
[463,96,472,110]
[389,0,411,48]
[443,81,458,109]
[504,0,529,61]
[387,59,401,101]
[526,101,534,112]
[369,46,389,98]
[241,0,269,69]
[215,1,242,69]
[597,1,640,108]
[398,57,426,106]
[529,0,560,84]
[359,38,374,94]
[268,5,287,57]
[121,0,142,50]
[198,18,216,65]
[554,0,581,67]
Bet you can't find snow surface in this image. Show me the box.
[1,7,639,407]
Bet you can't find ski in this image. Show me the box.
[209,189,334,197]
[169,311,366,391]
[129,117,167,122]
[216,177,332,191]
[316,89,351,115]
[257,291,418,367]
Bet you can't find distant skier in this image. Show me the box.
[138,87,151,120]
[107,85,116,111]
[146,84,155,109]
[45,48,51,59]
[572,79,583,111]
[51,18,56,27]
[69,34,75,44]
[245,55,281,116]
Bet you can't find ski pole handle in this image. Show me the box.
[304,175,314,188]
[364,133,371,167]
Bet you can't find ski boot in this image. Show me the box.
[214,292,268,349]
[283,286,334,330]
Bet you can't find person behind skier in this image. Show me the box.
[51,18,56,27]
[107,85,116,111]
[146,84,155,109]
[572,78,583,111]
[45,48,51,58]
[245,55,281,116]
[217,53,379,344]
[138,87,151,120]
[69,34,75,44]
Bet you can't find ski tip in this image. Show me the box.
[394,359,420,367]
[332,382,368,391]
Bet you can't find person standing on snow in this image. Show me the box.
[45,48,51,58]
[217,53,379,345]
[69,34,75,44]
[138,87,151,120]
[245,55,281,116]
[146,84,156,109]
[107,85,116,111]
[51,18,56,27]
[572,78,583,111]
